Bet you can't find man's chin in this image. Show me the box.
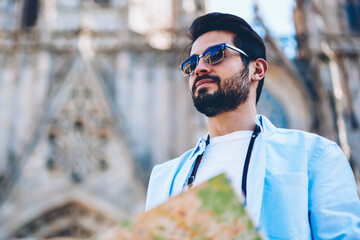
[192,92,223,117]
[194,88,215,98]
[192,90,247,118]
[195,104,228,117]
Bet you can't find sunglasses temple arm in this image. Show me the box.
[225,44,249,57]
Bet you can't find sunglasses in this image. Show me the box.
[179,43,249,76]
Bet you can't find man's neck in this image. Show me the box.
[207,104,257,138]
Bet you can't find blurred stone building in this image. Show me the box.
[0,0,359,238]
[293,0,360,180]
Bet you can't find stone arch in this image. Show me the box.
[11,202,105,238]
[5,190,125,238]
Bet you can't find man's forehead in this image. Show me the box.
[190,30,235,55]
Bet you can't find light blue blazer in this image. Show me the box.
[146,115,360,239]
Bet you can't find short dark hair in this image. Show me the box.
[188,12,266,104]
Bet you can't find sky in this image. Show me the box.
[206,0,296,36]
[206,0,297,57]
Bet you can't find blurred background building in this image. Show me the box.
[0,0,359,238]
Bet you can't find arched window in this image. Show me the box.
[345,0,360,33]
[22,0,40,29]
[257,89,289,128]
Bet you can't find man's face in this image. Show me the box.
[189,30,250,117]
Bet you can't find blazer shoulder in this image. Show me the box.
[271,127,337,149]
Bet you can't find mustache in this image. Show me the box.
[192,74,221,94]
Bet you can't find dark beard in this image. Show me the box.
[192,68,250,117]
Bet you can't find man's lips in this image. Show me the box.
[192,75,220,94]
[195,79,217,89]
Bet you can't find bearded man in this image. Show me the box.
[145,12,360,239]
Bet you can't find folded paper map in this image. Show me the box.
[93,174,264,240]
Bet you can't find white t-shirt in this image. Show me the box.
[192,130,252,199]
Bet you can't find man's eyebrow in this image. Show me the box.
[189,45,214,57]
[188,51,199,57]
[202,45,216,53]
[189,53,198,57]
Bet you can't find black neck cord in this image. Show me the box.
[187,125,261,199]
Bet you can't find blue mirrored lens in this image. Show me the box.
[204,45,223,64]
[180,44,224,75]
[182,55,198,75]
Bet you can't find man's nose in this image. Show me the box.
[194,57,210,76]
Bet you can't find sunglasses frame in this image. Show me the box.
[179,43,249,76]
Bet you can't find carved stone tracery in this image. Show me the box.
[46,57,111,183]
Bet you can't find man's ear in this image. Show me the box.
[250,58,267,82]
